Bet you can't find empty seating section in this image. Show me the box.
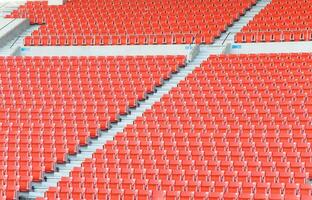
[44,53,312,199]
[0,55,185,199]
[6,0,256,46]
[236,0,312,43]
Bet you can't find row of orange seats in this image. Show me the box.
[24,34,216,46]
[235,31,312,43]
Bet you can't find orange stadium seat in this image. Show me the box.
[42,53,312,200]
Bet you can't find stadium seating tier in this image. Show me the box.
[0,55,185,199]
[236,0,312,43]
[42,53,312,199]
[6,0,257,46]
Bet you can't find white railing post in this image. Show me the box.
[186,44,200,63]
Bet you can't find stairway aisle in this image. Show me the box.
[0,0,24,17]
[0,1,39,55]
[213,0,272,45]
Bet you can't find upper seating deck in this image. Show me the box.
[6,0,256,46]
[236,0,312,43]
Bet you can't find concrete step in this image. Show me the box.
[0,18,29,48]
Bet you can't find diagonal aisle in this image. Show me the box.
[212,0,272,46]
